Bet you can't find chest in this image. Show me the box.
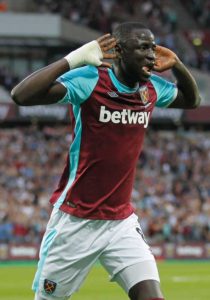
[81,75,157,130]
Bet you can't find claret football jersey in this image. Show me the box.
[50,66,177,219]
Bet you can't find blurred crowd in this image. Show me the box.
[33,0,177,34]
[31,0,210,72]
[1,0,210,97]
[0,126,71,244]
[184,0,210,28]
[33,0,178,50]
[182,0,210,72]
[0,0,210,245]
[0,126,210,245]
[0,67,18,93]
[133,129,210,243]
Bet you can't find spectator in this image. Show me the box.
[0,126,210,244]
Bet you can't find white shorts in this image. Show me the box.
[33,208,159,299]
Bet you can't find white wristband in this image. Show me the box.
[64,40,103,69]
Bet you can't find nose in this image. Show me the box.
[146,48,155,61]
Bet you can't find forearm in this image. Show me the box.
[172,59,201,108]
[11,59,69,106]
[11,36,116,106]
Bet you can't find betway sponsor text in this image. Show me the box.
[99,106,150,128]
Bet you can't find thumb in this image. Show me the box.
[100,61,112,68]
[89,55,102,66]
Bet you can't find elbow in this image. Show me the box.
[11,86,28,106]
[185,93,202,109]
[191,94,202,109]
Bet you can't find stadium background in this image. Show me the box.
[0,0,210,299]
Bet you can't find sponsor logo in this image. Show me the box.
[44,279,57,295]
[107,91,119,98]
[176,246,203,257]
[99,106,150,128]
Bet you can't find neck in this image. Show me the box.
[112,64,139,89]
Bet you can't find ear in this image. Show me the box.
[114,43,122,58]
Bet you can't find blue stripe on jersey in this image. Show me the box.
[54,105,82,209]
[108,68,139,93]
[151,74,178,107]
[57,65,99,105]
[57,66,177,108]
[32,228,57,292]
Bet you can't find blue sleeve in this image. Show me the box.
[151,74,178,108]
[57,65,99,105]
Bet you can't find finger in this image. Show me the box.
[97,33,111,43]
[155,45,169,53]
[154,59,161,67]
[156,45,177,60]
[99,37,116,48]
[103,52,118,59]
[155,45,164,51]
[155,45,162,55]
[101,61,112,68]
[155,46,170,58]
[153,61,172,72]
[101,41,117,52]
[153,65,161,71]
[153,65,163,72]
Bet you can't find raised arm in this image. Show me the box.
[11,34,117,106]
[154,45,201,109]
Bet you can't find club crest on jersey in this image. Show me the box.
[44,279,57,295]
[139,86,149,105]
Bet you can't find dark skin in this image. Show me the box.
[113,28,201,109]
[11,34,117,106]
[11,29,201,300]
[11,29,201,109]
[129,280,163,300]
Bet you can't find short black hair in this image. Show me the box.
[112,22,149,43]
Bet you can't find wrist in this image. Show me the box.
[173,57,183,69]
[64,49,84,70]
[64,40,103,70]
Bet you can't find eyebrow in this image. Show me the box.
[122,36,155,43]
[125,39,156,47]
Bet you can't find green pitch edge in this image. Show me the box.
[0,259,210,267]
[162,259,210,263]
[0,260,38,267]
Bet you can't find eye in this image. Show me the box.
[139,45,149,50]
[142,46,147,51]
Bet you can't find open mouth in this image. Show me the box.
[142,64,154,77]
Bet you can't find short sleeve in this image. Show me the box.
[151,74,178,108]
[57,65,99,105]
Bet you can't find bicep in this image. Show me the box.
[168,90,188,108]
[168,89,190,109]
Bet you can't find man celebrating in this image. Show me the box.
[11,22,201,300]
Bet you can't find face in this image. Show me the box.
[117,28,156,83]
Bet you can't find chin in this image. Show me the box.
[137,71,151,83]
[139,76,149,83]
